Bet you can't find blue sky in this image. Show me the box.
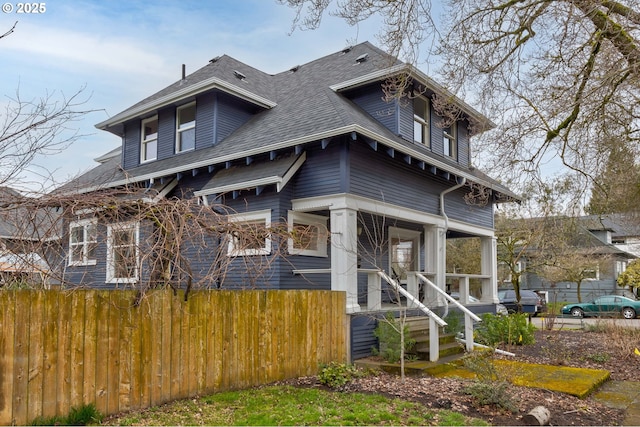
[2,0,394,190]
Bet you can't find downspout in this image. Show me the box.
[438,177,466,318]
[439,177,467,232]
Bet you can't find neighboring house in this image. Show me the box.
[501,216,637,303]
[0,187,56,287]
[54,42,517,360]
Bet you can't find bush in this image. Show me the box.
[317,362,364,388]
[30,403,103,426]
[474,313,535,347]
[372,312,416,363]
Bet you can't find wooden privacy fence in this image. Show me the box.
[0,289,347,425]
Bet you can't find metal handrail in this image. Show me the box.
[376,270,447,327]
[415,273,482,322]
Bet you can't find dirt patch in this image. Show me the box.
[279,328,640,426]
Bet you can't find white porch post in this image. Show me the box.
[481,236,498,303]
[330,206,360,313]
[424,224,447,305]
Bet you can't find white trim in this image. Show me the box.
[227,209,272,256]
[194,152,306,196]
[95,77,277,130]
[287,211,329,257]
[106,221,140,284]
[176,102,196,153]
[68,218,97,266]
[142,179,179,204]
[291,193,495,237]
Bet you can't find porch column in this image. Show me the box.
[481,236,498,303]
[330,206,360,313]
[424,224,447,305]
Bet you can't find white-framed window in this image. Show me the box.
[413,96,430,147]
[389,227,421,282]
[227,209,272,256]
[106,222,139,284]
[141,115,158,162]
[584,266,600,281]
[443,122,457,159]
[617,260,628,276]
[68,219,97,266]
[176,102,196,153]
[287,211,328,257]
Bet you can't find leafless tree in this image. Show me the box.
[1,22,93,191]
[280,0,640,197]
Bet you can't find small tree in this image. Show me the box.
[617,259,640,298]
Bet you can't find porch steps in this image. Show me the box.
[404,316,466,361]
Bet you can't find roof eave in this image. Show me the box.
[95,77,277,132]
[330,63,496,132]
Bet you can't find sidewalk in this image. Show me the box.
[529,316,640,330]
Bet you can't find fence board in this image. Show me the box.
[0,291,15,425]
[0,289,347,425]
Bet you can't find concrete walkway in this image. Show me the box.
[592,381,640,426]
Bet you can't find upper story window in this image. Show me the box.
[106,222,139,284]
[413,97,430,147]
[176,102,196,153]
[141,116,158,162]
[443,122,457,159]
[227,210,272,256]
[69,219,97,266]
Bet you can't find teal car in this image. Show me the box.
[561,295,640,319]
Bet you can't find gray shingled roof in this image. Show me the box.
[68,42,517,201]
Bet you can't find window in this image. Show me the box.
[584,266,600,281]
[288,211,328,257]
[413,97,430,146]
[227,210,271,256]
[389,227,421,282]
[106,222,139,283]
[69,219,97,266]
[141,116,158,162]
[443,122,457,159]
[176,102,196,153]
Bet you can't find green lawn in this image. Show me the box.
[101,385,488,426]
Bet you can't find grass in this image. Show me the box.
[102,385,488,426]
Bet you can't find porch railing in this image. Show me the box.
[415,273,482,354]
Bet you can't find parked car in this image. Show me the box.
[449,292,509,315]
[498,289,547,316]
[561,295,640,319]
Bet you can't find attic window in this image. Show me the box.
[355,53,368,64]
[234,70,246,80]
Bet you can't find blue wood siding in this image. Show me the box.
[216,92,255,143]
[398,97,414,143]
[457,120,470,167]
[444,186,494,228]
[195,92,215,149]
[348,84,398,134]
[157,107,176,160]
[122,122,140,170]
[292,143,343,199]
[349,141,442,215]
[350,315,378,360]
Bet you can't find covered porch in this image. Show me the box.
[292,193,499,361]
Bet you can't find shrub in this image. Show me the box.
[372,312,416,363]
[462,380,519,413]
[30,404,103,426]
[317,362,364,388]
[474,313,535,347]
[444,311,464,336]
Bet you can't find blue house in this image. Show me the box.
[58,42,517,361]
